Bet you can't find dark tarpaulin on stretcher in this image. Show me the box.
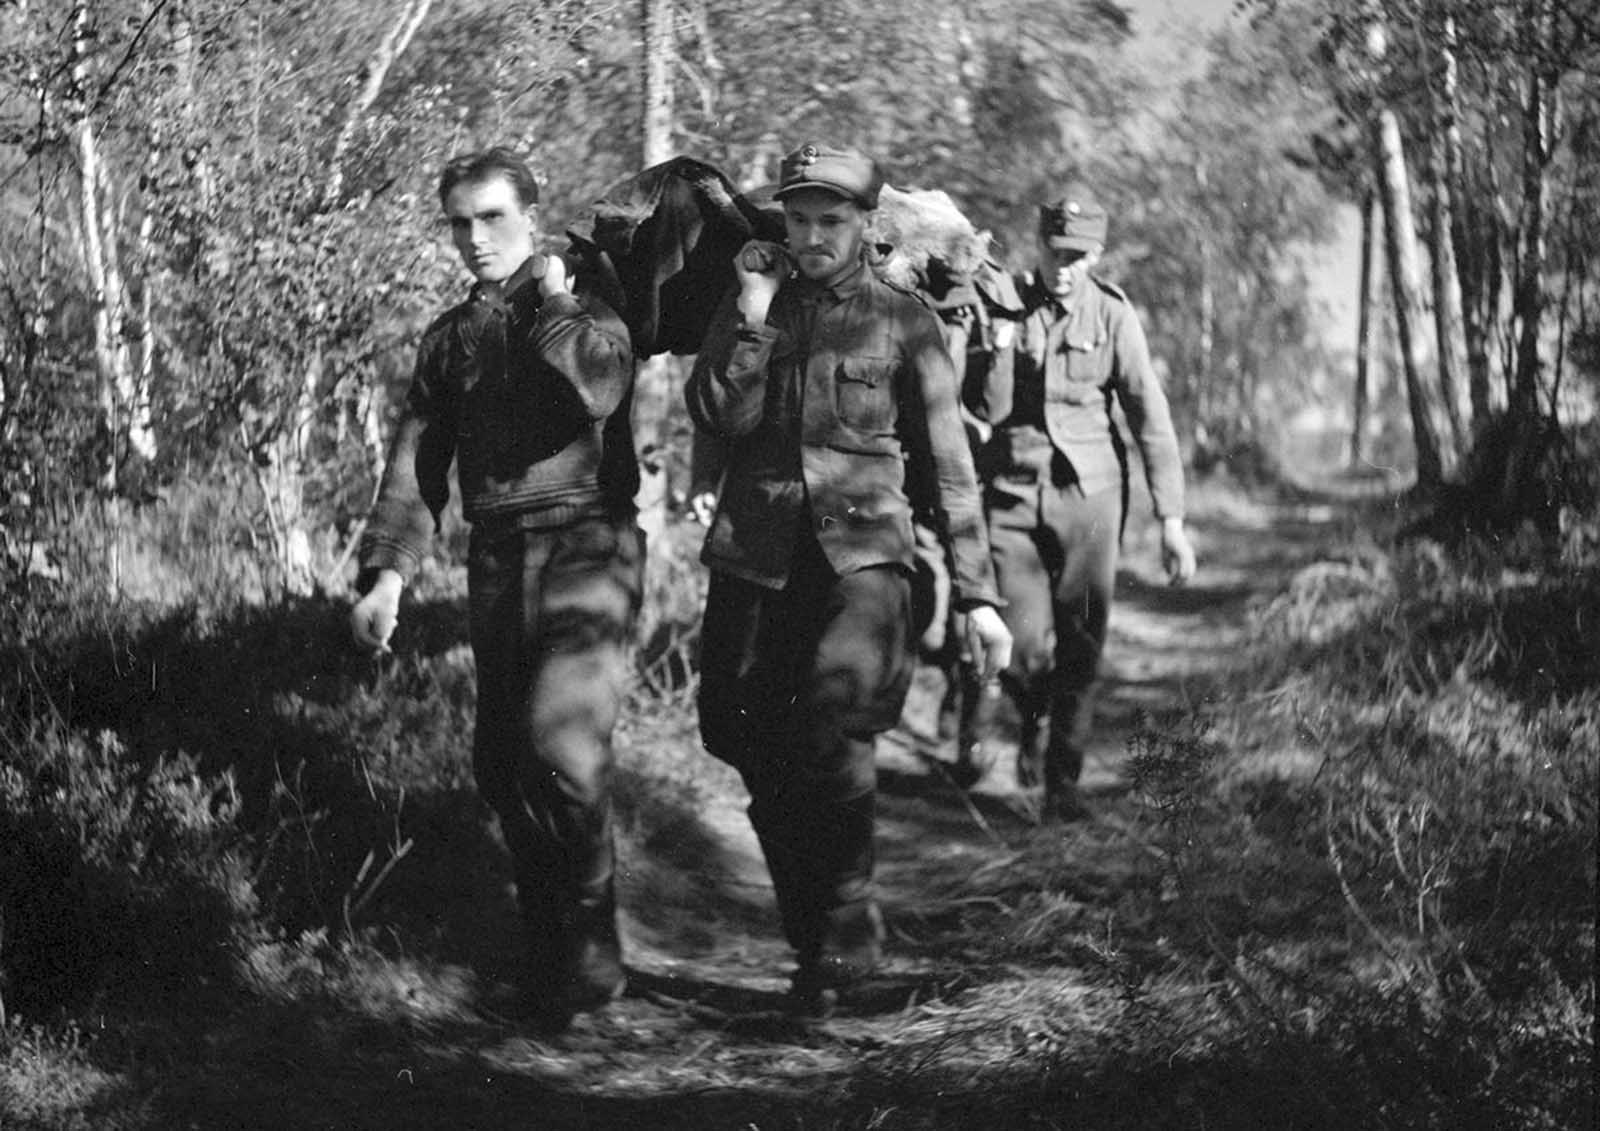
[564,156,784,359]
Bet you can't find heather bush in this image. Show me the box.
[1128,506,1597,1129]
[0,483,724,1025]
[0,494,440,1018]
[0,721,255,1019]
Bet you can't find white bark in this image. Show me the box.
[257,0,433,594]
[1511,0,1553,418]
[1196,155,1214,439]
[635,0,679,543]
[643,0,675,166]
[1423,8,1469,441]
[1373,107,1459,488]
[1352,188,1378,468]
[324,0,435,209]
[71,1,155,496]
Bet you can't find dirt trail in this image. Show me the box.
[136,486,1361,1130]
[488,489,1349,1103]
[878,485,1343,791]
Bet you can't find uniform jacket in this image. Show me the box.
[976,275,1185,519]
[686,258,1000,608]
[358,255,638,587]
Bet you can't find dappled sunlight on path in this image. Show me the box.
[88,483,1379,1131]
[879,481,1358,800]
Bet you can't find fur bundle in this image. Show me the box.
[871,185,993,292]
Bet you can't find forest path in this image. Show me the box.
[550,482,1357,1116]
[140,480,1373,1130]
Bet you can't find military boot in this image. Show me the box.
[788,899,885,1017]
[514,878,624,1029]
[1039,731,1092,823]
[785,792,881,1016]
[558,886,626,1012]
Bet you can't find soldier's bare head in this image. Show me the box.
[438,147,541,284]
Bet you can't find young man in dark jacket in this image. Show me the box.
[349,147,642,1028]
[687,141,1012,1013]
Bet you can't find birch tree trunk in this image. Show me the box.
[1195,154,1215,453]
[1511,0,1553,420]
[1426,139,1468,446]
[323,0,435,210]
[1487,156,1516,408]
[1437,9,1494,426]
[643,0,675,168]
[1371,106,1459,489]
[737,132,782,191]
[635,0,678,545]
[1351,188,1378,468]
[67,3,134,591]
[251,0,436,595]
[70,0,156,502]
[256,349,322,596]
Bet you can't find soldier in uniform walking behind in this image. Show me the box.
[349,147,643,1029]
[968,184,1197,821]
[687,141,1012,1013]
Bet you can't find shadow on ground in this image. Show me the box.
[9,485,1449,1131]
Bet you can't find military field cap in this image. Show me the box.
[774,142,883,209]
[1039,184,1108,251]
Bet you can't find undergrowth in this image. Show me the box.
[1,475,1595,1129]
[1126,501,1597,1129]
[0,479,714,1021]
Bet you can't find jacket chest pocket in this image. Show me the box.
[1050,341,1106,405]
[834,355,898,433]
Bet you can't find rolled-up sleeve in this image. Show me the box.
[686,290,780,439]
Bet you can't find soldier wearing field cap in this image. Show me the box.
[968,183,1196,821]
[687,141,1012,1013]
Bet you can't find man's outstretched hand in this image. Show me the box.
[1161,517,1197,586]
[964,604,1013,682]
[350,569,403,653]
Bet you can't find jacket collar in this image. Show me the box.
[1025,272,1098,321]
[469,253,546,309]
[793,255,871,302]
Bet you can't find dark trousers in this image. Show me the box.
[698,532,915,964]
[978,479,1123,792]
[467,515,644,969]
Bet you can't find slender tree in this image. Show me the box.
[1372,103,1459,488]
[633,0,679,542]
[1352,187,1379,467]
[323,0,436,211]
[1423,5,1471,441]
[1511,0,1556,418]
[66,1,157,497]
[642,0,675,167]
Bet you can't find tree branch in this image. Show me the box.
[321,0,435,211]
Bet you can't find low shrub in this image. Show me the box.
[1128,505,1597,1129]
[0,571,462,1019]
[0,723,255,1018]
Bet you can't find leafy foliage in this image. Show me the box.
[1,3,1594,1126]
